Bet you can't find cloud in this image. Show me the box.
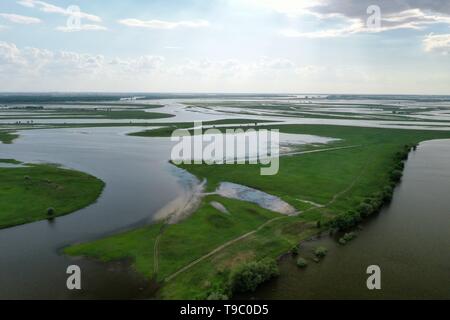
[423,33,450,54]
[0,41,164,78]
[0,13,41,24]
[309,0,450,19]
[257,57,295,69]
[281,14,430,38]
[245,0,450,38]
[109,55,165,72]
[234,0,321,17]
[17,0,102,22]
[0,41,24,65]
[118,18,209,29]
[56,24,107,32]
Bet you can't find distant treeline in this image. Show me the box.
[0,93,289,104]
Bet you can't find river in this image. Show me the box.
[246,139,450,299]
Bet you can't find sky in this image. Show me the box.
[1,0,450,94]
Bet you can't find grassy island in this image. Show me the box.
[0,131,18,144]
[0,160,105,229]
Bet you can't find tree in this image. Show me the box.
[296,257,308,268]
[229,259,279,294]
[314,246,328,258]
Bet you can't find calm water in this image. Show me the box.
[246,139,450,300]
[0,127,192,299]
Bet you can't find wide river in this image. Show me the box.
[245,139,450,299]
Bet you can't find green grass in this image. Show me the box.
[0,131,18,144]
[65,196,279,283]
[0,158,22,164]
[64,124,450,299]
[65,222,164,278]
[0,161,105,229]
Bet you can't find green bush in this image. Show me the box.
[314,246,328,258]
[339,232,357,245]
[357,203,374,218]
[296,257,308,268]
[390,169,403,182]
[343,232,357,241]
[229,259,279,294]
[330,212,361,231]
[290,245,299,256]
[382,185,394,202]
[207,292,229,300]
[47,207,55,216]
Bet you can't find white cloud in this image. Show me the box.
[281,19,365,38]
[109,55,165,73]
[118,18,209,29]
[56,24,107,32]
[0,41,165,78]
[280,14,429,38]
[257,57,295,69]
[17,0,102,22]
[233,0,323,17]
[0,41,24,65]
[243,0,450,38]
[423,33,450,54]
[0,13,41,24]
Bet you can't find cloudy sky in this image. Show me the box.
[1,0,450,94]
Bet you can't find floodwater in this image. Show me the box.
[245,139,450,300]
[0,127,195,299]
[1,97,450,300]
[215,182,296,215]
[0,123,340,299]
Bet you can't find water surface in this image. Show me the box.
[0,127,189,299]
[246,139,450,299]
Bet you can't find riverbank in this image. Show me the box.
[0,159,105,229]
[246,139,450,299]
[63,124,450,299]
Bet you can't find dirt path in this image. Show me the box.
[164,216,285,282]
[160,145,367,282]
[281,145,361,157]
[153,234,162,275]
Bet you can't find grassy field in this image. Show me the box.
[64,124,450,299]
[0,131,18,144]
[0,160,105,229]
